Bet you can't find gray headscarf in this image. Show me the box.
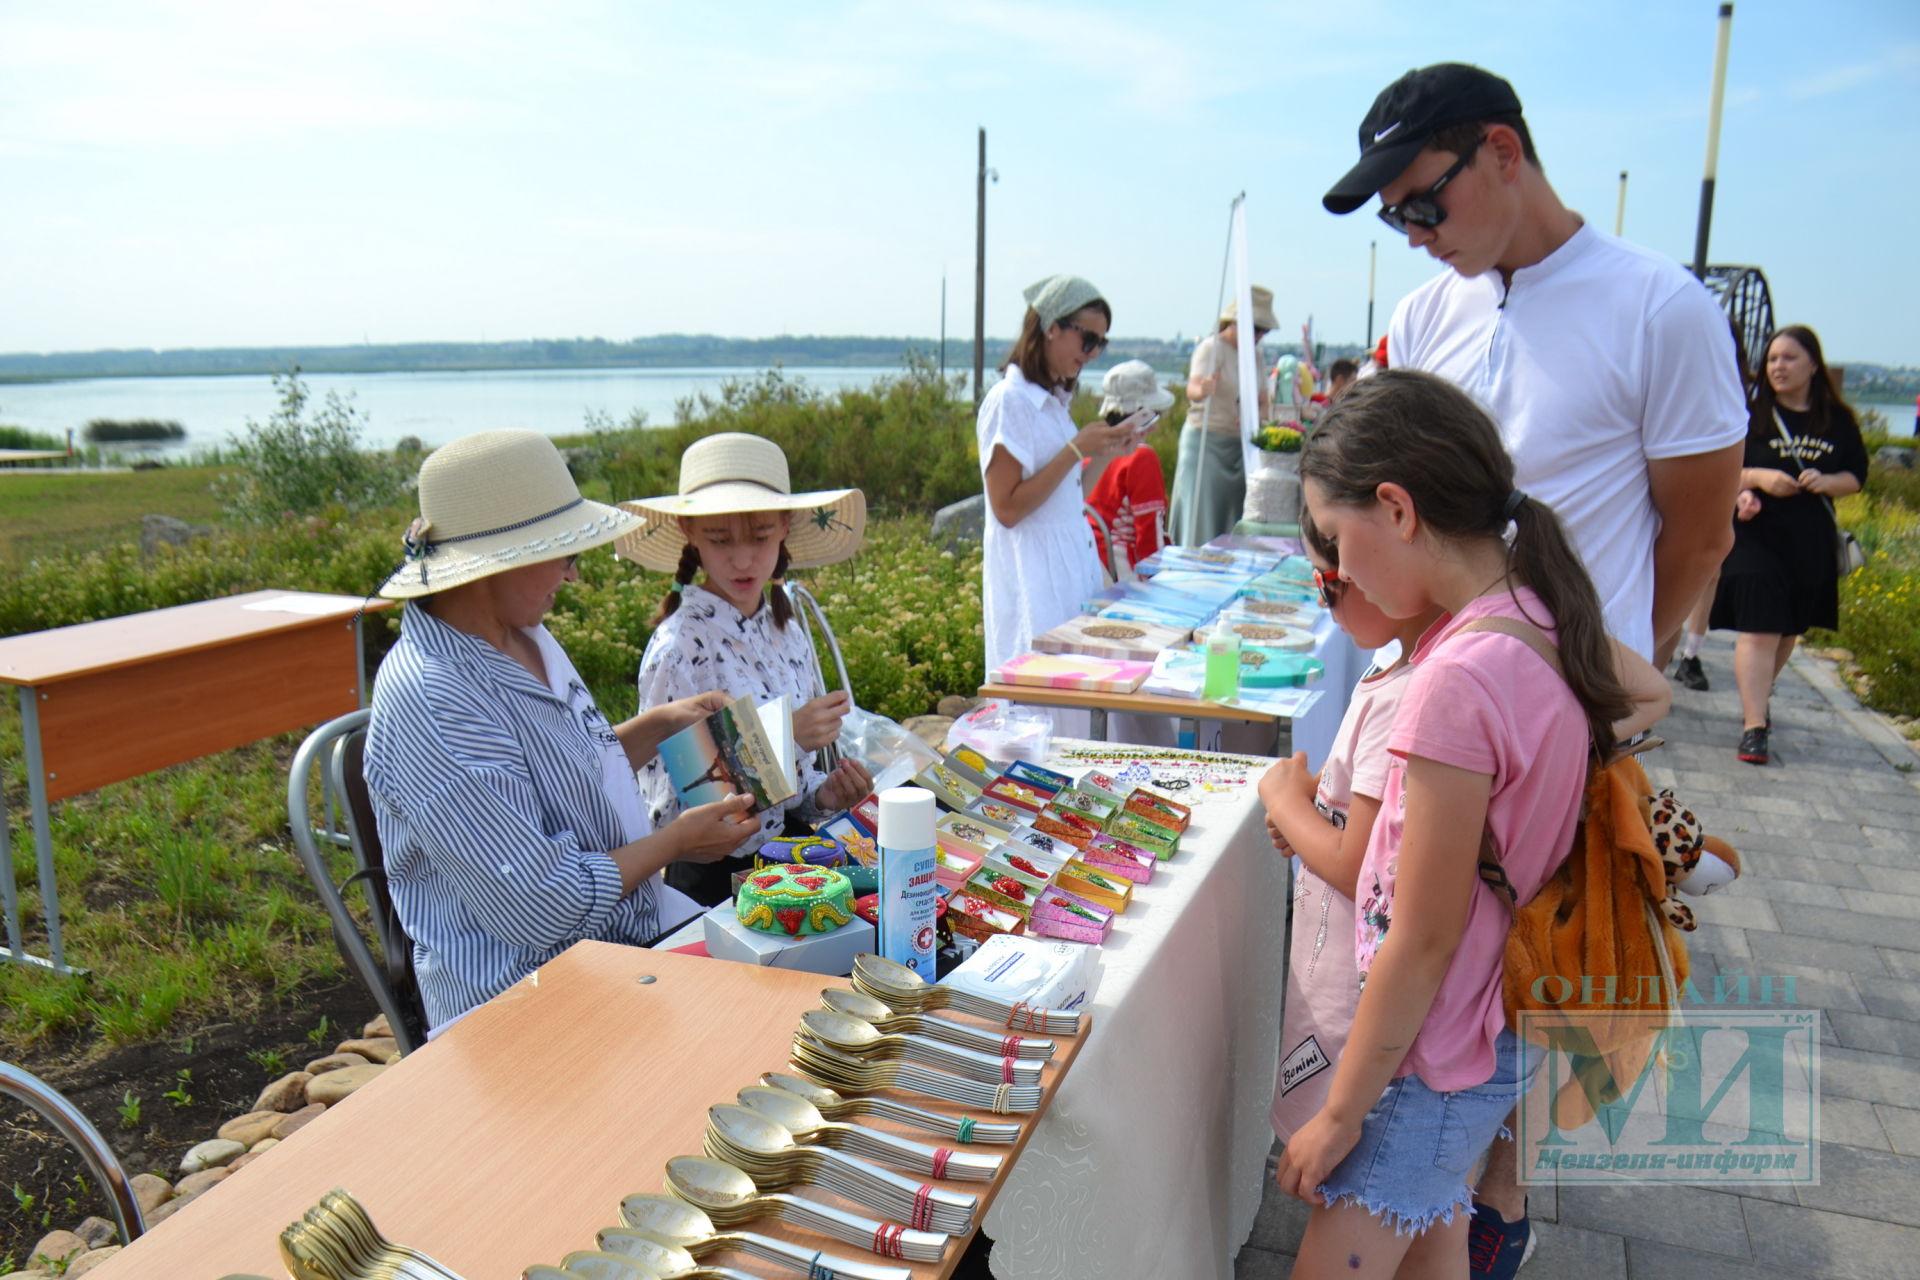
[1022,274,1105,329]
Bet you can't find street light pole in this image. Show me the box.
[973,128,987,408]
[1693,3,1735,279]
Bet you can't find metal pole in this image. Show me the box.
[1365,241,1377,347]
[1615,171,1629,236]
[973,128,987,408]
[1693,3,1734,279]
[939,272,947,382]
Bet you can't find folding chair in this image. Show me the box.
[287,710,429,1055]
[0,1061,144,1245]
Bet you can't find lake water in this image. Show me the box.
[0,366,922,459]
[1,365,1911,460]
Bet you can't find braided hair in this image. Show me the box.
[650,536,797,628]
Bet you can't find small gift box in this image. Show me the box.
[1000,824,1071,862]
[935,845,985,891]
[851,795,881,834]
[1029,886,1115,944]
[1004,759,1073,795]
[948,891,1027,942]
[1082,834,1156,885]
[966,796,1029,827]
[1075,771,1130,805]
[1055,861,1133,912]
[915,761,984,811]
[948,744,1003,779]
[1047,788,1117,826]
[991,842,1067,882]
[816,812,880,868]
[937,813,1001,855]
[983,776,1050,815]
[1125,789,1192,833]
[1107,811,1179,860]
[964,866,1041,918]
[1033,807,1101,850]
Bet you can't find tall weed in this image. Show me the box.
[215,370,409,523]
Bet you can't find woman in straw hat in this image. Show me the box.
[363,429,756,1031]
[618,432,875,905]
[977,273,1143,675]
[1169,286,1277,546]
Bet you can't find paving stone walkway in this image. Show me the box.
[1233,634,1920,1279]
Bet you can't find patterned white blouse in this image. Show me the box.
[636,583,831,851]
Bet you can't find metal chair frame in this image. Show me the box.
[0,1061,144,1246]
[287,709,427,1055]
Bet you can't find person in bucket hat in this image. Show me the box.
[620,432,875,905]
[363,429,757,1030]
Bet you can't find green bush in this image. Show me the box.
[585,361,980,517]
[215,370,409,523]
[0,425,67,451]
[83,418,185,442]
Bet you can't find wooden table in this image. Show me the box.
[0,590,389,972]
[85,942,1085,1280]
[975,682,1297,756]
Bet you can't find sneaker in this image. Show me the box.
[1467,1200,1535,1277]
[1672,654,1709,691]
[1737,726,1770,765]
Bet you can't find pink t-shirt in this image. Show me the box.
[1273,658,1414,1140]
[1353,587,1589,1092]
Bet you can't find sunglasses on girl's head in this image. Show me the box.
[1058,320,1110,356]
[1376,136,1484,235]
[1313,567,1346,610]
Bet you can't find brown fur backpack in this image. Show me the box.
[1457,618,1740,1120]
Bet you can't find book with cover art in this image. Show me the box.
[657,693,797,815]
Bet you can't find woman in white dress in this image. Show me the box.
[976,273,1141,675]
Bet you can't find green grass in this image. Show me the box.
[0,465,233,565]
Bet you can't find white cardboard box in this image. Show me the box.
[940,934,1101,1011]
[702,903,875,975]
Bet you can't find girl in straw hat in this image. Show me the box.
[363,430,757,1031]
[977,273,1143,676]
[618,432,875,906]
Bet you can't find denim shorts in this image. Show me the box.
[1316,1030,1541,1235]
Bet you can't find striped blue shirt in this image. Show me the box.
[363,604,660,1029]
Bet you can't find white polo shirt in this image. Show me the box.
[1389,223,1748,657]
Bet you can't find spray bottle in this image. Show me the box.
[877,786,939,981]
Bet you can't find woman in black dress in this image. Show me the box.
[1709,325,1868,765]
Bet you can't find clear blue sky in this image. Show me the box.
[2,1,1915,364]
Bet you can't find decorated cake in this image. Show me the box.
[736,864,856,937]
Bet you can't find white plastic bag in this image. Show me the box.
[838,705,940,793]
[946,702,1054,766]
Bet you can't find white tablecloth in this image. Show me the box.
[983,745,1285,1278]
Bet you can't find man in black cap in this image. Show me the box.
[1316,61,1748,1278]
[1324,63,1744,673]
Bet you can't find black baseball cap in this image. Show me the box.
[1322,64,1523,214]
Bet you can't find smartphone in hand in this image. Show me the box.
[1127,410,1161,444]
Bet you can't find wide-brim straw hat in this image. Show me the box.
[378,429,642,599]
[1221,285,1279,331]
[615,432,866,572]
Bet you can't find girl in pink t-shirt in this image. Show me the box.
[1259,524,1442,1146]
[1274,370,1636,1278]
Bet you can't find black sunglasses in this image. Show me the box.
[1312,566,1346,610]
[1376,136,1483,235]
[1058,320,1110,356]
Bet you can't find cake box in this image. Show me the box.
[703,905,876,975]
